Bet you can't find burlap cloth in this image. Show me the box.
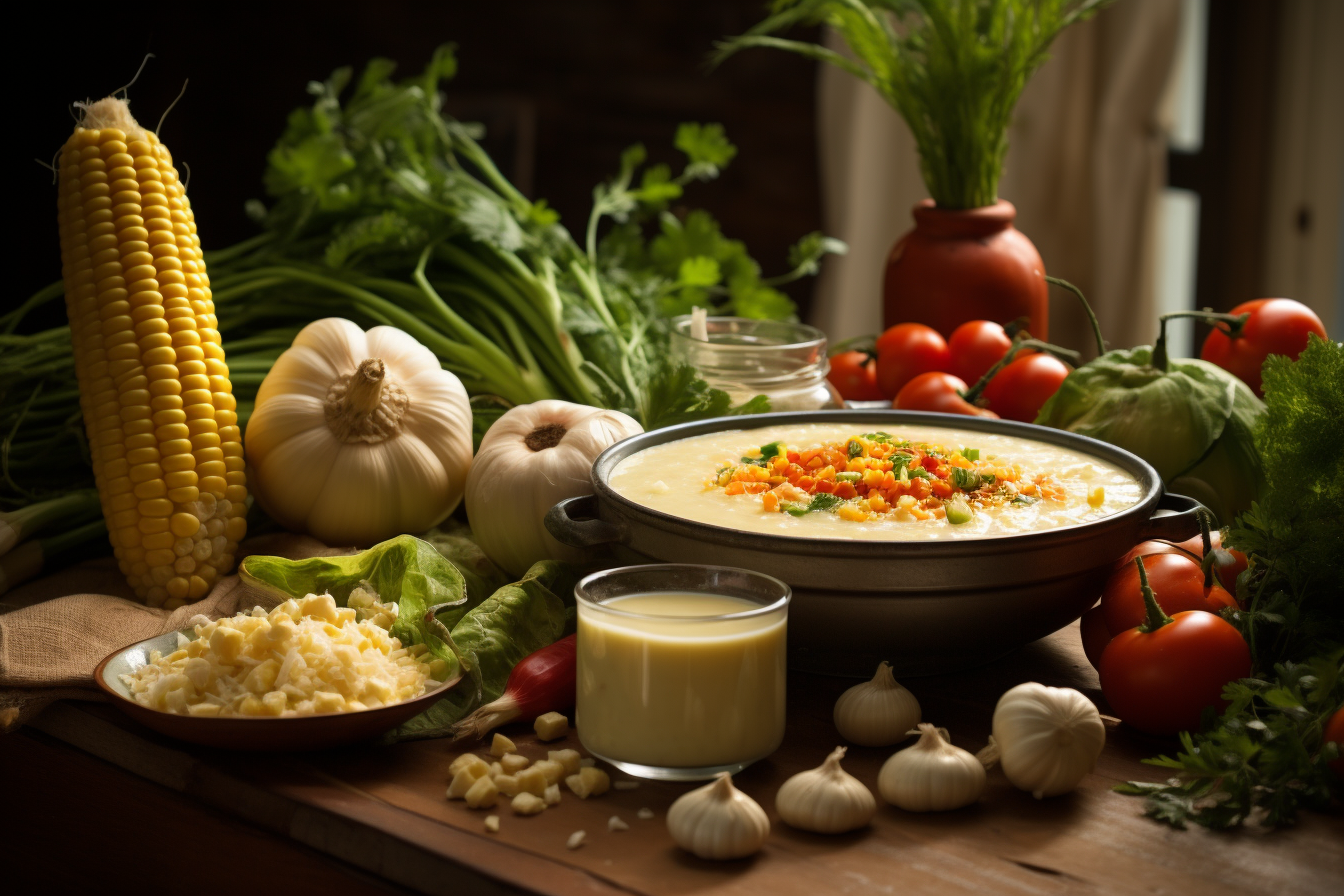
[0,533,350,732]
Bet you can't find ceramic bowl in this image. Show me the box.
[94,630,462,751]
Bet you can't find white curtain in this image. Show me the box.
[812,0,1182,357]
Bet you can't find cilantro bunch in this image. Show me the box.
[1120,335,1344,829]
[205,45,841,430]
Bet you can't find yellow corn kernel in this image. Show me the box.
[57,98,247,606]
[1088,486,1105,508]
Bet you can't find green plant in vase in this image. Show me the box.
[716,0,1115,337]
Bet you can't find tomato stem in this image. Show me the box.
[961,337,1079,404]
[1153,310,1250,372]
[1045,276,1106,357]
[1135,556,1174,634]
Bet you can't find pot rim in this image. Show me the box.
[589,410,1164,559]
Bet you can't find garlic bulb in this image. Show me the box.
[666,772,769,860]
[466,400,641,576]
[988,682,1106,799]
[245,319,473,546]
[834,661,921,746]
[878,724,985,812]
[775,746,875,833]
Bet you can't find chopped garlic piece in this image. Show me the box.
[448,765,489,799]
[544,784,562,806]
[613,780,639,791]
[512,792,546,816]
[533,759,565,786]
[449,753,491,779]
[484,815,500,833]
[579,757,597,768]
[489,761,503,778]
[608,816,629,832]
[548,749,582,776]
[494,774,522,797]
[120,591,434,717]
[490,733,517,757]
[636,808,655,820]
[534,711,569,741]
[516,766,548,796]
[500,752,530,775]
[566,830,586,850]
[564,767,611,799]
[465,775,499,809]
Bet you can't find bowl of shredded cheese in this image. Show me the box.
[94,590,463,751]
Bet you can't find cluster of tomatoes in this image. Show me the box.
[830,297,1328,420]
[827,319,1071,423]
[1079,529,1251,735]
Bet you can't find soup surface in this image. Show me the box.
[608,422,1144,541]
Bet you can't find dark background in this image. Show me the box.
[11,1,823,328]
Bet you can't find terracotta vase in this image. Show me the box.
[882,199,1049,339]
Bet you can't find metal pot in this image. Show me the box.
[546,410,1203,677]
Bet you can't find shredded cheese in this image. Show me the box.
[120,591,442,717]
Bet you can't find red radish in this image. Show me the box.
[451,634,576,740]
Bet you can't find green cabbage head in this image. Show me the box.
[1034,346,1265,524]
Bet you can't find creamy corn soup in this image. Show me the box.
[608,423,1143,541]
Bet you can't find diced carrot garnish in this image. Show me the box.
[743,482,770,494]
[762,491,780,513]
[724,481,746,495]
[931,479,953,498]
[815,480,837,494]
[834,482,858,499]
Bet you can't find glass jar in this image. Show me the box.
[670,317,843,411]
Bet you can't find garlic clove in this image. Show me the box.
[877,723,986,812]
[991,682,1105,799]
[775,746,876,834]
[834,661,922,747]
[667,772,770,860]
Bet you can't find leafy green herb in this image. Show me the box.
[1010,495,1038,505]
[847,439,864,459]
[907,467,933,481]
[863,432,893,443]
[740,441,786,466]
[716,1,1113,208]
[1116,650,1343,830]
[641,364,771,431]
[783,493,846,516]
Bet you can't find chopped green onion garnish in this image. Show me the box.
[945,499,974,525]
[836,471,861,483]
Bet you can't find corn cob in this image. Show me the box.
[56,97,246,608]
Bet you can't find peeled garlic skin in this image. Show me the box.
[878,725,985,812]
[833,661,921,746]
[775,746,875,833]
[992,682,1106,798]
[667,773,770,860]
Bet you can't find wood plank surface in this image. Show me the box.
[16,622,1344,896]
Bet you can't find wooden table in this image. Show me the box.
[5,622,1341,896]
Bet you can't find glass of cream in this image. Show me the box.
[574,564,790,781]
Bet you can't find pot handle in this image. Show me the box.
[1137,492,1207,543]
[545,495,624,548]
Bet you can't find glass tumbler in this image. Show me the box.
[574,564,790,781]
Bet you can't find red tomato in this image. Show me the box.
[1199,298,1326,397]
[981,353,1071,422]
[827,351,885,401]
[1100,553,1238,637]
[1100,609,1251,735]
[875,323,951,397]
[1325,705,1344,778]
[946,320,1013,386]
[1080,605,1111,670]
[893,371,999,418]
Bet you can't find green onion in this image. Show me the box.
[945,499,975,525]
[836,471,861,483]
